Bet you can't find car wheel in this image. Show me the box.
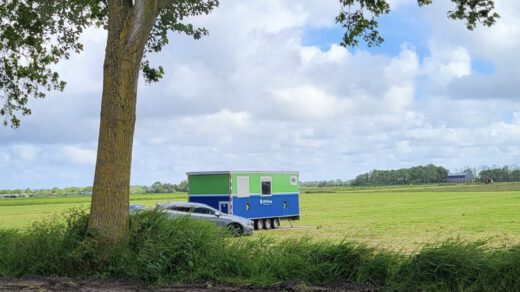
[263,218,271,229]
[255,219,264,230]
[228,223,243,236]
[271,218,280,229]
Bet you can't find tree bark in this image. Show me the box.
[88,0,161,241]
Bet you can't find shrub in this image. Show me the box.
[0,209,519,291]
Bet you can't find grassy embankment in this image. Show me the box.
[1,210,519,291]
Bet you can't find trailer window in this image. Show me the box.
[260,176,272,196]
[261,181,271,195]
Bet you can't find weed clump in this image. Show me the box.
[392,241,520,291]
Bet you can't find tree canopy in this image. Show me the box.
[0,0,217,127]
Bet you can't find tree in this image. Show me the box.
[351,164,449,186]
[0,0,499,240]
[175,180,189,192]
[479,165,520,183]
[150,181,164,193]
[148,181,176,193]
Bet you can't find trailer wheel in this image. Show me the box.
[263,218,271,229]
[255,219,264,230]
[271,218,280,229]
[228,223,243,236]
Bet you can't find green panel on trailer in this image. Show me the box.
[189,174,229,195]
[232,172,298,194]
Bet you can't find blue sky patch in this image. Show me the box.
[303,5,430,58]
[471,58,495,75]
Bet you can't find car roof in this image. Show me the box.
[156,201,213,209]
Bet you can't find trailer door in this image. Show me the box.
[218,202,229,214]
[237,176,250,197]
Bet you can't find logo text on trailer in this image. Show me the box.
[260,199,272,205]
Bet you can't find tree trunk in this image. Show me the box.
[88,0,161,241]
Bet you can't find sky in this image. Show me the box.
[1,0,520,189]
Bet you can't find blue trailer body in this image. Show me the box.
[188,195,230,214]
[231,193,299,219]
[187,171,300,222]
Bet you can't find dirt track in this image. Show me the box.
[0,276,372,291]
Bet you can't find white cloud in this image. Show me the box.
[182,109,251,144]
[396,140,412,154]
[61,146,97,166]
[423,42,471,86]
[420,1,520,100]
[272,85,346,120]
[385,45,419,84]
[12,144,40,161]
[300,44,349,64]
[0,152,10,166]
[53,28,106,96]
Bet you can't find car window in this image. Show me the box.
[168,206,191,213]
[193,207,215,215]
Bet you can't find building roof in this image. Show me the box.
[448,172,475,179]
[186,171,299,176]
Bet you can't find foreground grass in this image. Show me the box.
[0,210,519,291]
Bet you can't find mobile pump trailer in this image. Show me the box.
[187,171,300,229]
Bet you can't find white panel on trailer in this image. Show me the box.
[237,176,250,197]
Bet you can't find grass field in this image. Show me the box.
[0,193,186,230]
[1,183,519,252]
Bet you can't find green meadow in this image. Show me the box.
[273,187,520,251]
[0,193,186,230]
[1,183,519,252]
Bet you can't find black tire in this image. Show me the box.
[263,218,271,229]
[272,218,280,229]
[255,219,264,230]
[228,223,243,236]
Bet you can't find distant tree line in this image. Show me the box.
[300,179,351,188]
[0,180,189,197]
[3,166,520,195]
[351,164,449,186]
[0,186,93,196]
[478,166,520,182]
[145,180,188,193]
